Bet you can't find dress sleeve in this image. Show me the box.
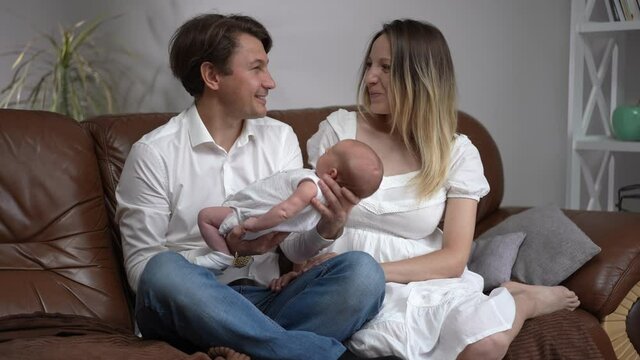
[446,135,490,201]
[306,119,340,168]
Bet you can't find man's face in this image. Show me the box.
[217,33,276,119]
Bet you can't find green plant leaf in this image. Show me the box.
[26,71,51,107]
[11,43,31,69]
[1,49,45,93]
[1,14,140,120]
[69,16,114,54]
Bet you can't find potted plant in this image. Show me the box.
[1,17,126,121]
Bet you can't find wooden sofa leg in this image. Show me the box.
[602,281,640,360]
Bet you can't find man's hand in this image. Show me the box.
[242,217,259,232]
[225,226,289,256]
[311,174,360,239]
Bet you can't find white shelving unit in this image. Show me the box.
[566,0,640,211]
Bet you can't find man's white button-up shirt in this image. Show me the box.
[116,104,330,291]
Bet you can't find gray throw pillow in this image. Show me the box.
[479,205,601,286]
[468,232,526,292]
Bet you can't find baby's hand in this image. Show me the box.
[242,217,259,231]
[268,271,300,293]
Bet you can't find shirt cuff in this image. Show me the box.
[308,227,337,248]
[280,227,337,264]
[192,250,234,270]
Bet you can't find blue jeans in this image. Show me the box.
[135,251,385,360]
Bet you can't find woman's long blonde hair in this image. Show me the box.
[357,19,457,199]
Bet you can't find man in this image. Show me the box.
[116,13,396,360]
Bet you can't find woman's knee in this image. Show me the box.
[459,332,510,360]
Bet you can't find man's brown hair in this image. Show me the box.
[169,14,272,97]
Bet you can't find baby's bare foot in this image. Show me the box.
[502,281,580,318]
[208,346,251,360]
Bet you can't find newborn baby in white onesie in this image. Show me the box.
[197,139,383,255]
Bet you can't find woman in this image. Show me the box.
[278,19,580,359]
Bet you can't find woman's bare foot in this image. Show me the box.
[502,281,580,318]
[208,346,251,360]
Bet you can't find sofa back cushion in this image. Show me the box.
[0,109,132,330]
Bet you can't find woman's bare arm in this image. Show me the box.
[382,198,478,283]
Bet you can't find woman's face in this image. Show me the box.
[364,34,391,115]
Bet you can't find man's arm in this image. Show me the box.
[116,142,173,291]
[243,180,318,232]
[117,143,234,290]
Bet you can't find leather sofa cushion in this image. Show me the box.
[503,309,607,359]
[0,109,132,330]
[0,313,209,360]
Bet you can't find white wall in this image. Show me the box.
[0,0,573,208]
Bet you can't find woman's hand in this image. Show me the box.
[298,252,338,272]
[268,271,300,292]
[225,226,289,256]
[312,174,360,239]
[268,252,338,292]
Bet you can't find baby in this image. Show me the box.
[198,139,384,255]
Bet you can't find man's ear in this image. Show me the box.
[201,62,221,91]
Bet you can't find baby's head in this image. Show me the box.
[315,139,383,198]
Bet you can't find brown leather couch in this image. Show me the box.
[1,106,639,360]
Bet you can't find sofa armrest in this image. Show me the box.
[560,210,640,358]
[476,208,640,319]
[561,210,640,320]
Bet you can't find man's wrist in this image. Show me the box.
[316,226,343,240]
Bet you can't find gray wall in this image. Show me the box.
[0,0,573,208]
[618,31,640,211]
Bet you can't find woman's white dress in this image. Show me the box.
[308,110,516,360]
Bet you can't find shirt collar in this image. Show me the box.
[187,104,213,148]
[186,104,257,149]
[235,117,258,148]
